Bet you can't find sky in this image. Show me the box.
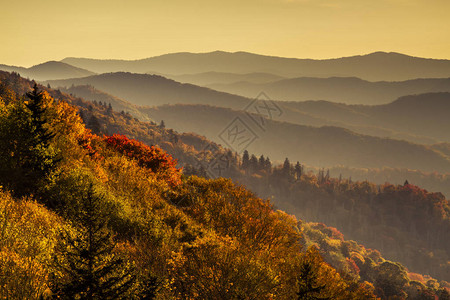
[2,0,450,67]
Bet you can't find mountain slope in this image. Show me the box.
[208,76,450,105]
[281,93,450,142]
[0,61,95,80]
[45,73,450,144]
[62,51,450,81]
[163,71,286,86]
[45,72,249,108]
[143,104,450,173]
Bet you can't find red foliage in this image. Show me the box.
[78,131,102,160]
[346,257,360,275]
[104,134,182,186]
[314,223,344,241]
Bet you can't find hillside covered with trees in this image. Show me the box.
[1,71,449,299]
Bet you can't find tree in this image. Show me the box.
[52,184,137,299]
[297,247,330,300]
[107,103,113,115]
[282,157,292,178]
[159,120,165,129]
[88,115,102,135]
[249,154,258,172]
[265,157,272,172]
[374,261,408,299]
[242,150,250,170]
[295,161,302,180]
[258,155,266,171]
[0,84,59,197]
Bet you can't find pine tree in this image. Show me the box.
[52,184,137,299]
[159,120,165,129]
[282,157,291,177]
[88,115,102,135]
[249,154,258,172]
[265,157,272,172]
[297,248,330,300]
[295,162,302,180]
[258,155,265,171]
[107,103,113,115]
[0,84,59,197]
[242,150,250,170]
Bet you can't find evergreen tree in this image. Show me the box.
[282,157,291,177]
[297,248,330,300]
[258,155,266,171]
[249,154,258,172]
[265,157,272,172]
[295,162,302,180]
[107,103,113,115]
[242,150,250,170]
[159,120,165,129]
[52,184,137,299]
[0,84,59,197]
[88,115,102,135]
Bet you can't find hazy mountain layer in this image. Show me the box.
[45,73,450,144]
[0,61,95,80]
[161,71,286,86]
[61,51,450,81]
[143,104,450,173]
[207,76,450,105]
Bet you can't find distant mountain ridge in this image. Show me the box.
[207,76,450,105]
[161,71,286,86]
[0,61,95,80]
[142,104,450,173]
[45,73,450,144]
[61,51,450,81]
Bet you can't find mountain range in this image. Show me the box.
[45,72,450,145]
[0,61,95,80]
[61,51,450,81]
[206,76,450,105]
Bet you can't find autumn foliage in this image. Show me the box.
[104,134,181,186]
[1,71,449,299]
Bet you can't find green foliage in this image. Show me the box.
[0,84,59,198]
[52,184,137,299]
[3,71,449,299]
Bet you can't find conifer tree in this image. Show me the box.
[282,157,291,177]
[297,247,330,300]
[265,157,272,172]
[52,184,137,299]
[0,84,59,197]
[242,150,250,170]
[258,155,265,171]
[88,115,102,135]
[295,162,302,179]
[249,154,258,172]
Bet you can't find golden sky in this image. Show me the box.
[2,0,449,67]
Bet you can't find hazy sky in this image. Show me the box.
[2,0,449,66]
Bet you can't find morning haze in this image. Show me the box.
[2,0,450,66]
[1,0,450,299]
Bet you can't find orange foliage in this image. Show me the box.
[104,134,182,186]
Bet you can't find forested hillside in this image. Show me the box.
[142,104,450,173]
[45,73,450,146]
[1,71,449,299]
